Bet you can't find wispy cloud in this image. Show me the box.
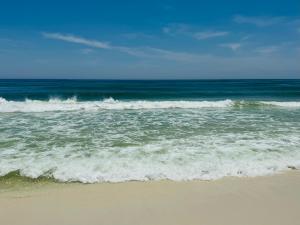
[254,46,279,54]
[140,47,211,62]
[219,43,241,51]
[233,15,285,27]
[42,32,208,63]
[162,24,230,41]
[81,48,94,54]
[162,27,172,34]
[194,31,229,40]
[42,32,111,49]
[162,23,190,36]
[114,46,212,63]
[241,35,252,41]
[121,32,154,40]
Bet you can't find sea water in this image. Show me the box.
[0,79,300,183]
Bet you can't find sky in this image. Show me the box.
[0,0,299,79]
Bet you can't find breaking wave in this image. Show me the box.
[1,97,300,112]
[1,95,300,183]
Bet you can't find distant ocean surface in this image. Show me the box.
[1,79,300,183]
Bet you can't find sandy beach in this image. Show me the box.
[1,171,300,225]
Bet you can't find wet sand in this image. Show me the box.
[1,171,300,225]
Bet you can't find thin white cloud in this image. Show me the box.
[254,46,279,54]
[194,31,229,40]
[233,15,285,27]
[114,46,152,57]
[162,27,171,34]
[241,35,252,41]
[220,43,241,51]
[162,23,190,35]
[81,48,94,54]
[162,24,230,41]
[114,46,211,63]
[141,47,211,62]
[42,32,208,63]
[42,32,111,49]
[121,32,154,39]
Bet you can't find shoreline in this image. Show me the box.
[1,171,300,225]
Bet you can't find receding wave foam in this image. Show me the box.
[1,97,300,113]
[1,137,300,183]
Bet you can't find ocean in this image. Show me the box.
[0,79,300,183]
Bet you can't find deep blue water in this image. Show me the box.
[0,79,300,101]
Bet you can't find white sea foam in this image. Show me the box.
[260,101,300,107]
[1,96,300,183]
[0,97,7,103]
[0,97,233,112]
[1,97,300,113]
[1,136,300,183]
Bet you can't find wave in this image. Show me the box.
[260,101,300,107]
[1,134,300,183]
[0,97,233,112]
[0,146,299,183]
[0,97,300,112]
[1,95,300,183]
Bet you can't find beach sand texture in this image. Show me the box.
[1,172,300,225]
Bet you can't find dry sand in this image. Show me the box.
[1,171,300,225]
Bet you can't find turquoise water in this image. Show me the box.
[0,80,300,183]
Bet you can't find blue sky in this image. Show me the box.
[0,0,299,79]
